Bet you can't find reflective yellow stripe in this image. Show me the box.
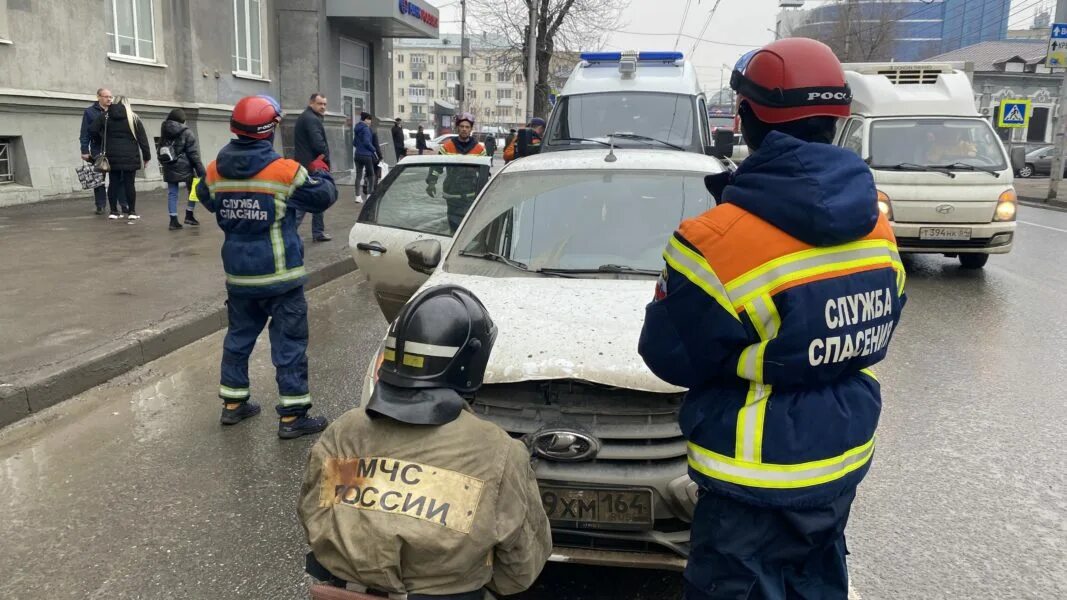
[734,382,772,463]
[271,195,286,273]
[219,386,249,399]
[207,181,291,195]
[736,294,781,383]
[688,437,875,489]
[226,266,307,286]
[280,394,311,406]
[662,236,739,320]
[726,239,901,309]
[860,368,878,381]
[288,165,309,196]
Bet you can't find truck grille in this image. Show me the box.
[470,380,686,465]
[877,68,941,85]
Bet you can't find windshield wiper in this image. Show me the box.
[870,162,956,179]
[537,264,661,276]
[458,250,576,278]
[552,136,612,147]
[938,162,1001,177]
[609,132,688,152]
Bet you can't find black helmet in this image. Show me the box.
[367,285,497,424]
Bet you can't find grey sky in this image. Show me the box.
[424,0,1050,95]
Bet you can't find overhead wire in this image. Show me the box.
[674,0,694,51]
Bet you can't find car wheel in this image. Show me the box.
[958,254,989,269]
[1018,164,1034,178]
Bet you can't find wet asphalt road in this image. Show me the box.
[1,206,1066,599]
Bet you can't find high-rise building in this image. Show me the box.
[780,0,1011,62]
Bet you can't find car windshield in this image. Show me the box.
[869,118,1008,171]
[446,169,716,276]
[547,92,698,151]
[365,163,488,236]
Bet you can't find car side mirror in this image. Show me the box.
[405,239,442,275]
[708,130,734,158]
[516,128,542,158]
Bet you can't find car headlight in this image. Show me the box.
[994,189,1017,222]
[877,190,893,220]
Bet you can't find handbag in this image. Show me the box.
[75,162,106,189]
[93,114,111,173]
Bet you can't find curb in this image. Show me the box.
[1019,198,1067,212]
[0,257,357,429]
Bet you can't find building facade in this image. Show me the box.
[392,34,528,132]
[0,0,439,206]
[781,0,1011,62]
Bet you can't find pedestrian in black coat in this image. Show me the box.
[416,125,428,155]
[158,108,207,229]
[90,96,151,220]
[293,93,332,241]
[391,118,407,163]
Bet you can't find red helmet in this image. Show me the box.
[230,95,282,139]
[730,38,851,124]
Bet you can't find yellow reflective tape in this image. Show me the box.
[860,368,878,381]
[219,386,249,398]
[662,237,739,320]
[688,437,875,489]
[735,382,771,462]
[226,266,307,286]
[280,394,311,406]
[383,349,396,362]
[731,255,896,309]
[207,181,291,195]
[402,353,425,368]
[289,165,309,196]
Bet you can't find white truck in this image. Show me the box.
[838,62,1017,269]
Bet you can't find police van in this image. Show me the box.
[540,51,733,157]
[838,62,1017,269]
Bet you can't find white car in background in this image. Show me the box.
[350,147,728,570]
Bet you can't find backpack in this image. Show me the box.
[158,141,178,164]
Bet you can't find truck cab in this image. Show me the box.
[541,51,721,156]
[838,62,1017,269]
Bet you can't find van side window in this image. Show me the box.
[843,120,864,156]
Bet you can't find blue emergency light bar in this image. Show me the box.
[579,51,684,62]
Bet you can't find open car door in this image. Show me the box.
[348,155,492,321]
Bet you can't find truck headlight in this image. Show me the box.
[994,189,1017,222]
[877,190,893,220]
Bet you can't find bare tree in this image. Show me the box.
[467,0,628,118]
[797,0,901,62]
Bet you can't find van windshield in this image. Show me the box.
[869,118,1007,171]
[547,92,699,151]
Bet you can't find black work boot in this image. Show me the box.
[278,415,329,439]
[184,210,200,226]
[220,401,261,425]
[169,216,183,230]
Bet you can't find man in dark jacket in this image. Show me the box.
[293,93,332,242]
[80,88,112,214]
[195,95,338,440]
[391,117,407,163]
[353,112,378,203]
[416,125,428,155]
[158,108,207,230]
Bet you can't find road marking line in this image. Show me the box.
[1019,220,1067,234]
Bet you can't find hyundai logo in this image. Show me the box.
[530,428,600,462]
[935,203,955,214]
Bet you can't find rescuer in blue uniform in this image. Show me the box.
[195,95,338,439]
[639,39,907,598]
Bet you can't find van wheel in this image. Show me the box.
[1018,164,1034,178]
[959,254,989,269]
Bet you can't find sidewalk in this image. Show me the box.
[1014,177,1067,210]
[0,186,363,427]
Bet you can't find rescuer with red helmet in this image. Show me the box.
[195,95,338,439]
[639,39,907,598]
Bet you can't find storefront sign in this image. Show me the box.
[399,0,439,29]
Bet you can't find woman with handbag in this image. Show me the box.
[90,95,152,221]
[158,108,206,230]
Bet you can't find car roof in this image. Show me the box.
[395,154,493,166]
[500,148,726,174]
[562,60,703,97]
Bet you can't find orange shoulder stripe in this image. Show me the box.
[254,158,300,185]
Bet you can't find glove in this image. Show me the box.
[704,172,732,204]
[309,154,330,175]
[426,183,436,198]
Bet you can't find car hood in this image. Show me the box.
[424,271,683,394]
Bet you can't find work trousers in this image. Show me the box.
[219,286,312,418]
[684,486,856,600]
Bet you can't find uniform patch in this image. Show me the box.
[320,456,486,534]
[654,268,669,301]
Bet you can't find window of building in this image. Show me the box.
[497,72,508,83]
[497,89,512,99]
[399,105,406,114]
[0,0,10,42]
[0,138,12,184]
[470,72,476,81]
[428,72,435,80]
[412,54,426,64]
[485,90,491,99]
[399,87,405,97]
[499,107,512,117]
[429,55,435,64]
[516,74,524,84]
[399,71,405,79]
[412,71,423,80]
[453,55,461,65]
[106,0,157,61]
[517,90,522,100]
[485,73,492,83]
[1028,106,1050,143]
[233,0,264,76]
[429,89,435,98]
[409,87,427,98]
[397,54,404,62]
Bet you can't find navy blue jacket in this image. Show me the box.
[353,121,377,158]
[196,138,338,298]
[639,132,907,508]
[80,103,106,156]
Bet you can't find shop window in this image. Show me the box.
[1028,107,1050,143]
[0,138,13,184]
[106,0,157,61]
[233,0,264,76]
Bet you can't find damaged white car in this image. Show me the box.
[349,148,726,570]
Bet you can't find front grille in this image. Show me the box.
[471,380,685,465]
[877,68,941,85]
[896,237,1000,249]
[553,529,689,556]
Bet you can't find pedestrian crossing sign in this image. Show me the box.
[997,99,1030,129]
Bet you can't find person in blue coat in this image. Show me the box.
[352,112,379,203]
[195,95,338,439]
[639,39,907,599]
